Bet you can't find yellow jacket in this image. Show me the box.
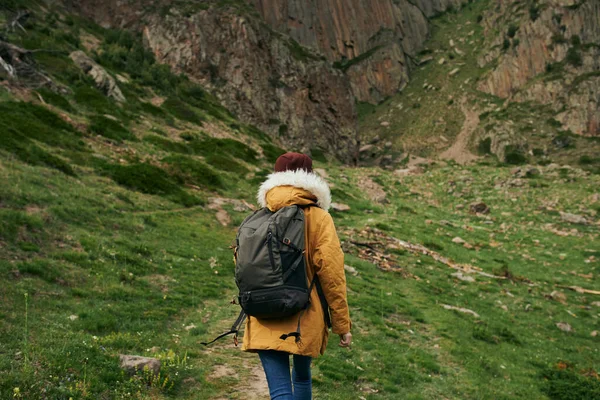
[242,170,351,358]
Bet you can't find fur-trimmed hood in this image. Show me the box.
[257,170,332,211]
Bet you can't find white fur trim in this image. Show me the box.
[257,170,332,211]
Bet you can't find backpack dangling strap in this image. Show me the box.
[279,276,318,343]
[201,310,246,346]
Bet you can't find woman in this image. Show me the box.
[242,152,352,400]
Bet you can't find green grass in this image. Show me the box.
[1,2,600,399]
[88,115,136,142]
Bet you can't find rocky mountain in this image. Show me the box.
[66,0,466,161]
[66,0,599,164]
[478,0,599,137]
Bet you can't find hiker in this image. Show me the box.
[242,152,352,400]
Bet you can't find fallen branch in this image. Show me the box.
[441,304,480,318]
[392,237,506,279]
[557,285,600,295]
[349,240,382,249]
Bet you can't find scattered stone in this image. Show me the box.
[185,324,197,331]
[393,166,423,177]
[384,141,393,148]
[344,264,358,276]
[591,301,600,307]
[438,57,446,65]
[451,271,475,282]
[512,166,540,178]
[215,209,230,226]
[469,202,490,214]
[359,144,375,153]
[68,315,78,321]
[119,355,161,375]
[69,50,125,102]
[556,322,572,333]
[560,212,588,225]
[449,68,460,77]
[442,304,480,318]
[452,237,466,244]
[455,204,465,210]
[149,346,161,353]
[357,176,387,203]
[449,39,455,47]
[380,121,390,127]
[331,203,351,212]
[419,56,433,65]
[549,291,567,304]
[592,331,598,337]
[454,47,464,56]
[500,305,509,312]
[370,135,381,144]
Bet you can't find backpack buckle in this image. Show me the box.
[283,238,291,245]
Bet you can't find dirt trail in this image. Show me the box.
[439,97,480,164]
[210,356,269,400]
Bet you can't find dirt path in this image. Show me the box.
[439,97,480,164]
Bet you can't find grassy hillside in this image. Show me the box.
[1,2,600,400]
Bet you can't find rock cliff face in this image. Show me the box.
[478,0,600,136]
[248,0,464,103]
[68,0,358,161]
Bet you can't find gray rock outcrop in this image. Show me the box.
[69,50,125,102]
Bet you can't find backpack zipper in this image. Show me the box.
[267,231,276,271]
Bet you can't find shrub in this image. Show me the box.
[570,35,581,46]
[579,155,597,165]
[0,101,82,175]
[36,88,74,112]
[310,148,328,163]
[529,4,540,21]
[103,163,180,195]
[204,153,249,174]
[504,145,527,164]
[478,138,492,155]
[566,47,582,67]
[261,143,286,164]
[507,25,519,38]
[163,155,225,191]
[162,97,204,125]
[542,365,600,400]
[89,115,136,142]
[191,138,258,164]
[502,39,510,50]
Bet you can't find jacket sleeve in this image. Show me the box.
[312,213,351,335]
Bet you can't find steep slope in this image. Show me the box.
[478,0,600,137]
[67,0,359,162]
[360,0,600,168]
[249,0,465,103]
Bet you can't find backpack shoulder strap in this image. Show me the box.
[201,310,246,346]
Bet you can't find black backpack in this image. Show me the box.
[202,205,330,346]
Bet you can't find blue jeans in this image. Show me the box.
[258,350,312,400]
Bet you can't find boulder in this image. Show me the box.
[549,290,567,304]
[469,202,490,215]
[344,264,358,276]
[560,212,588,225]
[556,322,572,333]
[331,203,351,212]
[119,355,161,375]
[69,50,125,102]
